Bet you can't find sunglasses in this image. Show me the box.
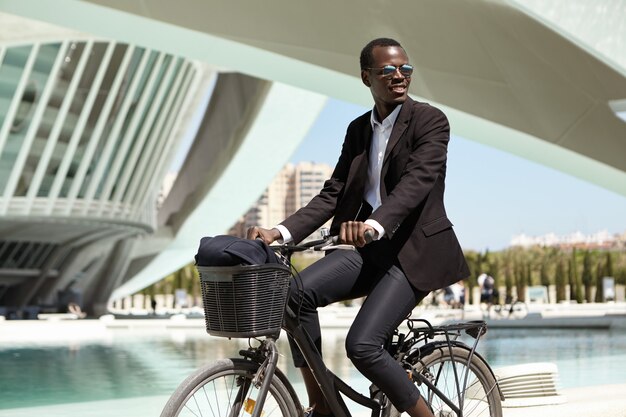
[367,64,414,78]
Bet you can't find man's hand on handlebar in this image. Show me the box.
[339,221,377,248]
[246,223,375,248]
[246,226,282,245]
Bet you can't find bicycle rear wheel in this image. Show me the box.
[388,344,502,417]
[160,358,300,417]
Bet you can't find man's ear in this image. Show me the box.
[361,70,371,87]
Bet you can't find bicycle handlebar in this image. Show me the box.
[272,228,375,256]
[271,235,357,257]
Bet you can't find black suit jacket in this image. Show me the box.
[281,97,469,291]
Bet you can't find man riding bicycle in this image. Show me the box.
[248,37,469,417]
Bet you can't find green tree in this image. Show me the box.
[515,262,526,302]
[555,260,566,302]
[540,262,550,303]
[595,262,604,303]
[568,249,576,301]
[581,250,593,302]
[504,266,513,304]
[575,273,584,303]
[482,249,490,268]
[617,268,626,286]
[569,248,582,303]
[605,252,614,277]
[571,250,583,303]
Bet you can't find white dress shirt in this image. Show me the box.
[363,105,402,240]
[276,104,402,243]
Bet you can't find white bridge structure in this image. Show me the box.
[0,0,625,316]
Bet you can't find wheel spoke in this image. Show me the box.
[161,361,298,417]
[402,346,501,417]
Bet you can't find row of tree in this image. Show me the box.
[141,264,201,305]
[463,246,625,304]
[138,246,626,306]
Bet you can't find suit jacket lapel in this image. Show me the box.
[336,115,371,223]
[354,115,373,193]
[343,114,371,195]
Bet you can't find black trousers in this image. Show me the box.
[287,247,429,412]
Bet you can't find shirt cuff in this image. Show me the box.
[364,219,385,240]
[274,224,293,243]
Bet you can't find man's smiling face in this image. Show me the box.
[361,45,412,120]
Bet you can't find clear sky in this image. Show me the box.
[289,98,626,252]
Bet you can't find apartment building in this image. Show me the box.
[230,161,333,239]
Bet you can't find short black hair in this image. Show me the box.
[360,38,404,70]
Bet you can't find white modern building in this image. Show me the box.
[0,21,203,316]
[0,1,625,316]
[0,11,327,317]
[511,230,626,249]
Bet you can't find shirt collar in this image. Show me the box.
[370,104,402,130]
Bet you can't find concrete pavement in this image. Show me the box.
[0,384,623,416]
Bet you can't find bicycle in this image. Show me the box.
[488,298,528,320]
[160,235,503,417]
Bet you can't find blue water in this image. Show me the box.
[0,325,624,410]
[476,328,626,388]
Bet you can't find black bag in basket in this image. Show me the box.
[194,235,280,266]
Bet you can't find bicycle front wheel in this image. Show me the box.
[388,344,502,417]
[160,358,300,417]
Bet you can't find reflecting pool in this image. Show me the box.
[0,322,624,411]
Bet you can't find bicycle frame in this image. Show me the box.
[237,240,498,417]
[171,238,501,417]
[238,309,498,417]
[282,310,381,417]
[285,314,494,417]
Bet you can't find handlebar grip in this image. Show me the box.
[364,229,375,244]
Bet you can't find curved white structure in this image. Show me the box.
[2,0,624,195]
[0,0,625,316]
[0,38,199,223]
[0,13,326,316]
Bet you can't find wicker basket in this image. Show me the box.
[197,264,292,338]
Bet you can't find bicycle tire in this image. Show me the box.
[160,358,300,417]
[386,344,502,417]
